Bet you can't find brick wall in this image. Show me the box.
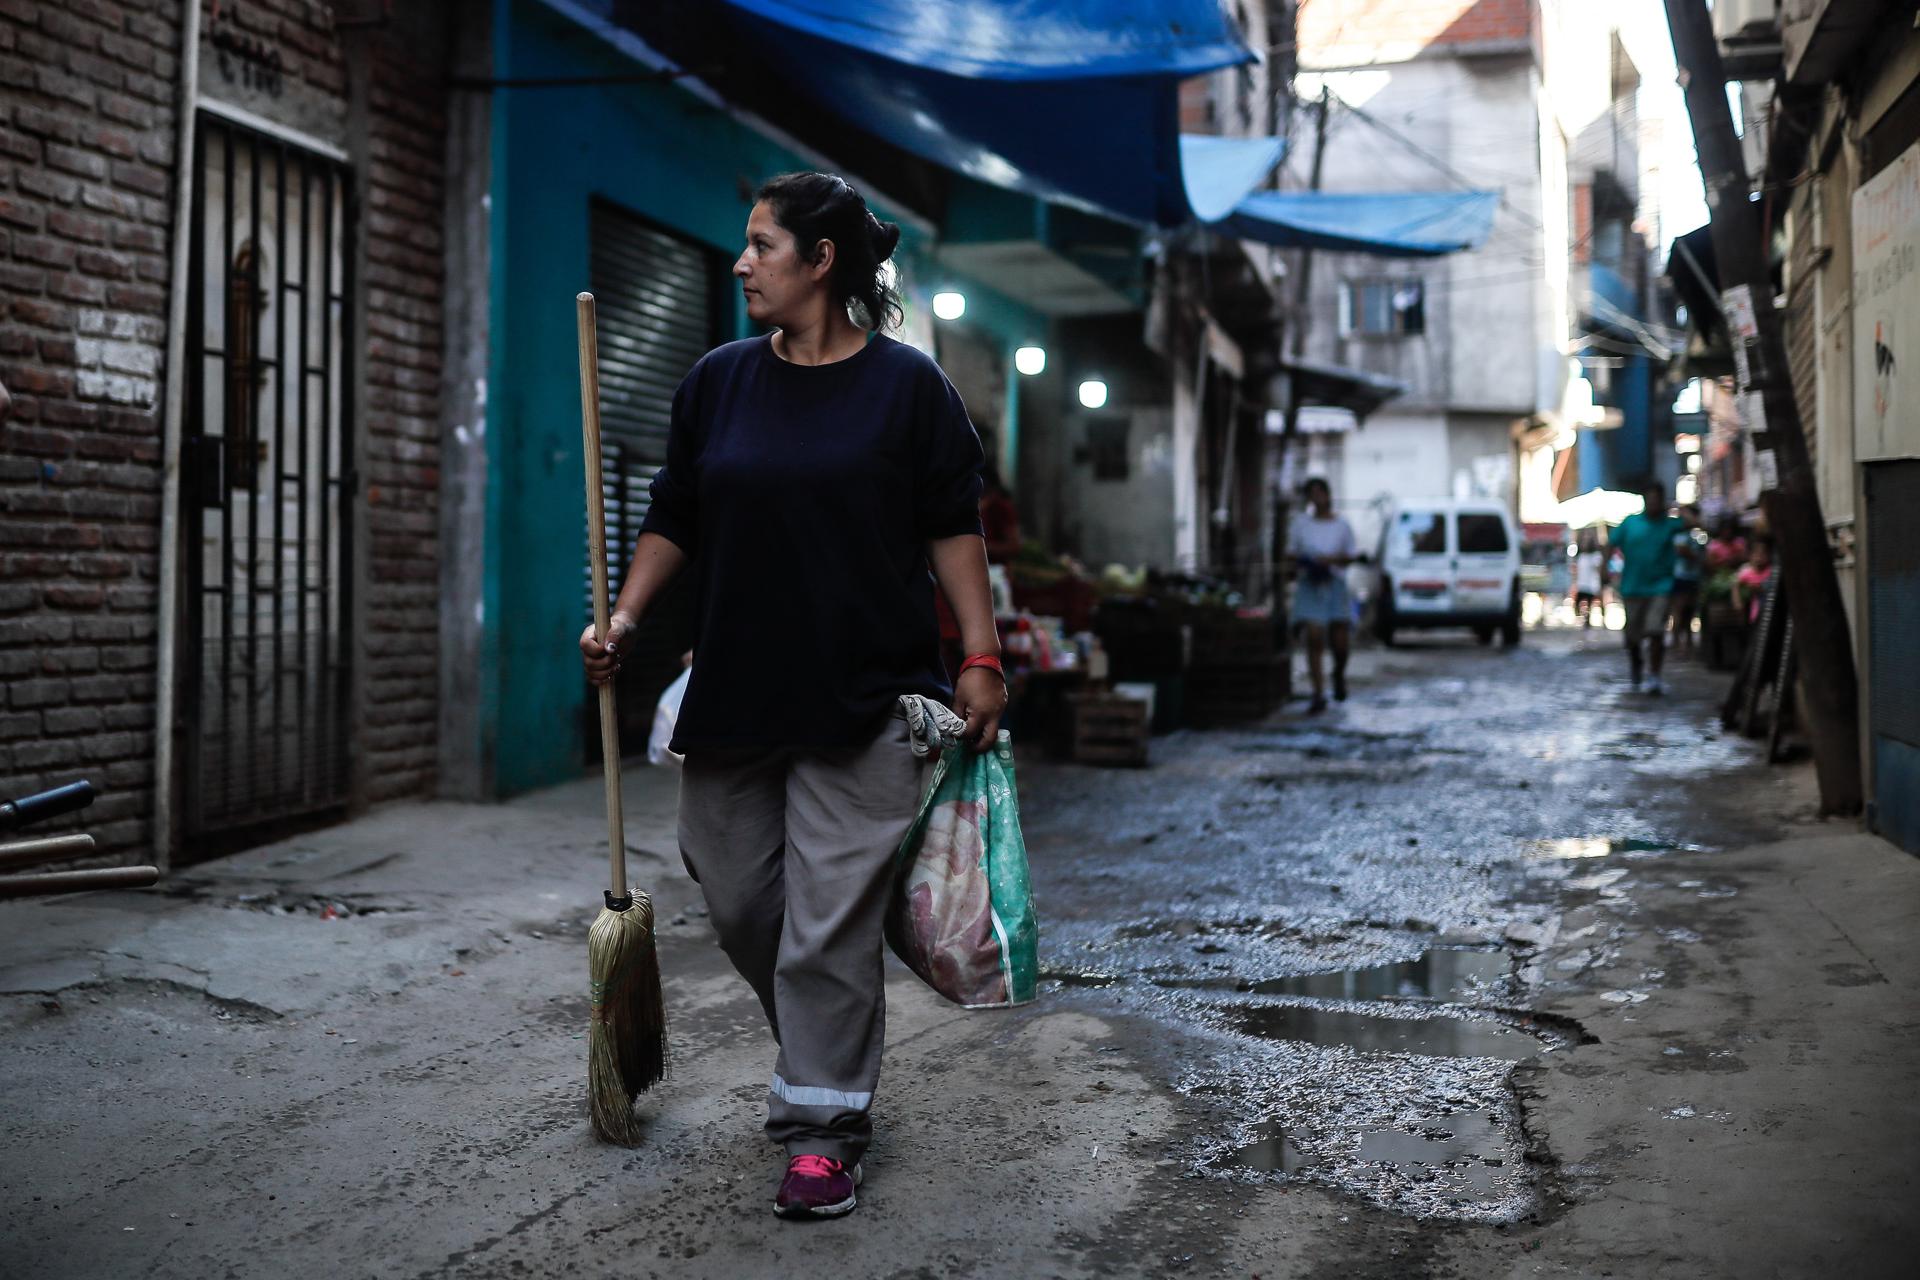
[356,34,445,805]
[1179,78,1216,133]
[1299,0,1538,64]
[0,0,446,863]
[1571,181,1592,265]
[0,0,183,857]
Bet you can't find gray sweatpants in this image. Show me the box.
[677,710,923,1164]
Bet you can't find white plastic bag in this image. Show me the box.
[648,668,689,768]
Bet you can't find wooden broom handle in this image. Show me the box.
[577,292,627,902]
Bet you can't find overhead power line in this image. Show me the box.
[1319,92,1549,234]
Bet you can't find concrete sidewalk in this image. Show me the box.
[1462,823,1920,1278]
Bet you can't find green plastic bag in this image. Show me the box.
[886,730,1039,1008]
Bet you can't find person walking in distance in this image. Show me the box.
[1287,477,1358,714]
[1668,507,1705,659]
[1573,530,1605,628]
[1610,480,1690,695]
[578,172,1005,1220]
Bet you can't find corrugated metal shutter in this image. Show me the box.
[586,200,716,753]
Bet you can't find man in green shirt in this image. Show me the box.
[1611,480,1690,695]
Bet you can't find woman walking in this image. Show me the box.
[1287,476,1358,714]
[578,173,1006,1219]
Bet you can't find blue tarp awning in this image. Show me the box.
[1218,189,1501,258]
[1180,134,1288,223]
[721,0,1258,226]
[722,0,1258,80]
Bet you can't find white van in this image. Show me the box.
[1370,499,1523,646]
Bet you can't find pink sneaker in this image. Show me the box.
[773,1154,862,1219]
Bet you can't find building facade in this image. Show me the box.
[1289,0,1670,554]
[2,0,452,865]
[1731,0,1920,851]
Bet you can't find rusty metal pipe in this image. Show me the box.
[0,867,160,900]
[0,834,97,872]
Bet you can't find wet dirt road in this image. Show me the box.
[1012,625,1915,1277]
[1024,627,1753,1219]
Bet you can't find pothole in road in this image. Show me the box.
[1231,728,1474,762]
[1252,765,1415,787]
[1201,947,1510,1003]
[1223,1110,1512,1198]
[1052,946,1512,1003]
[157,886,417,918]
[1220,1001,1548,1061]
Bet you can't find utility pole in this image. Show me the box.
[1270,87,1331,647]
[1283,87,1332,436]
[1662,0,1862,813]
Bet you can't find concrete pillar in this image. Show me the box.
[437,7,495,800]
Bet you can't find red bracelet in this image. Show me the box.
[957,653,1005,680]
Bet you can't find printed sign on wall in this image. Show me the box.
[1853,142,1920,461]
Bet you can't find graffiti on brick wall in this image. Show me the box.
[210,9,286,98]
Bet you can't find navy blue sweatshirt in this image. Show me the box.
[639,333,985,752]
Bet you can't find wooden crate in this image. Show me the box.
[1185,658,1288,727]
[1067,693,1150,766]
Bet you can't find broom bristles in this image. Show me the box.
[587,894,668,1145]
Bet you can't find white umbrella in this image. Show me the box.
[1555,487,1645,530]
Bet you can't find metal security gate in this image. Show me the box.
[180,114,352,844]
[1865,460,1920,855]
[584,199,718,753]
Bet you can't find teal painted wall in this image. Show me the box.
[490,0,796,794]
[486,0,954,794]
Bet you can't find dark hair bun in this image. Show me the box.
[755,171,904,333]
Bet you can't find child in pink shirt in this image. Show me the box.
[1732,540,1773,623]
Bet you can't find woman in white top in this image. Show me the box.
[1573,532,1605,628]
[1287,477,1359,713]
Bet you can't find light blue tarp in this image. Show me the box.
[721,0,1258,226]
[1218,189,1501,258]
[1180,134,1288,223]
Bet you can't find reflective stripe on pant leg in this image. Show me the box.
[770,1073,874,1111]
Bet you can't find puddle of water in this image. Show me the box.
[1527,837,1673,860]
[1226,1002,1542,1060]
[1228,1112,1510,1196]
[1237,948,1508,1003]
[1228,1122,1315,1173]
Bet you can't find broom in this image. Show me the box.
[577,291,668,1145]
